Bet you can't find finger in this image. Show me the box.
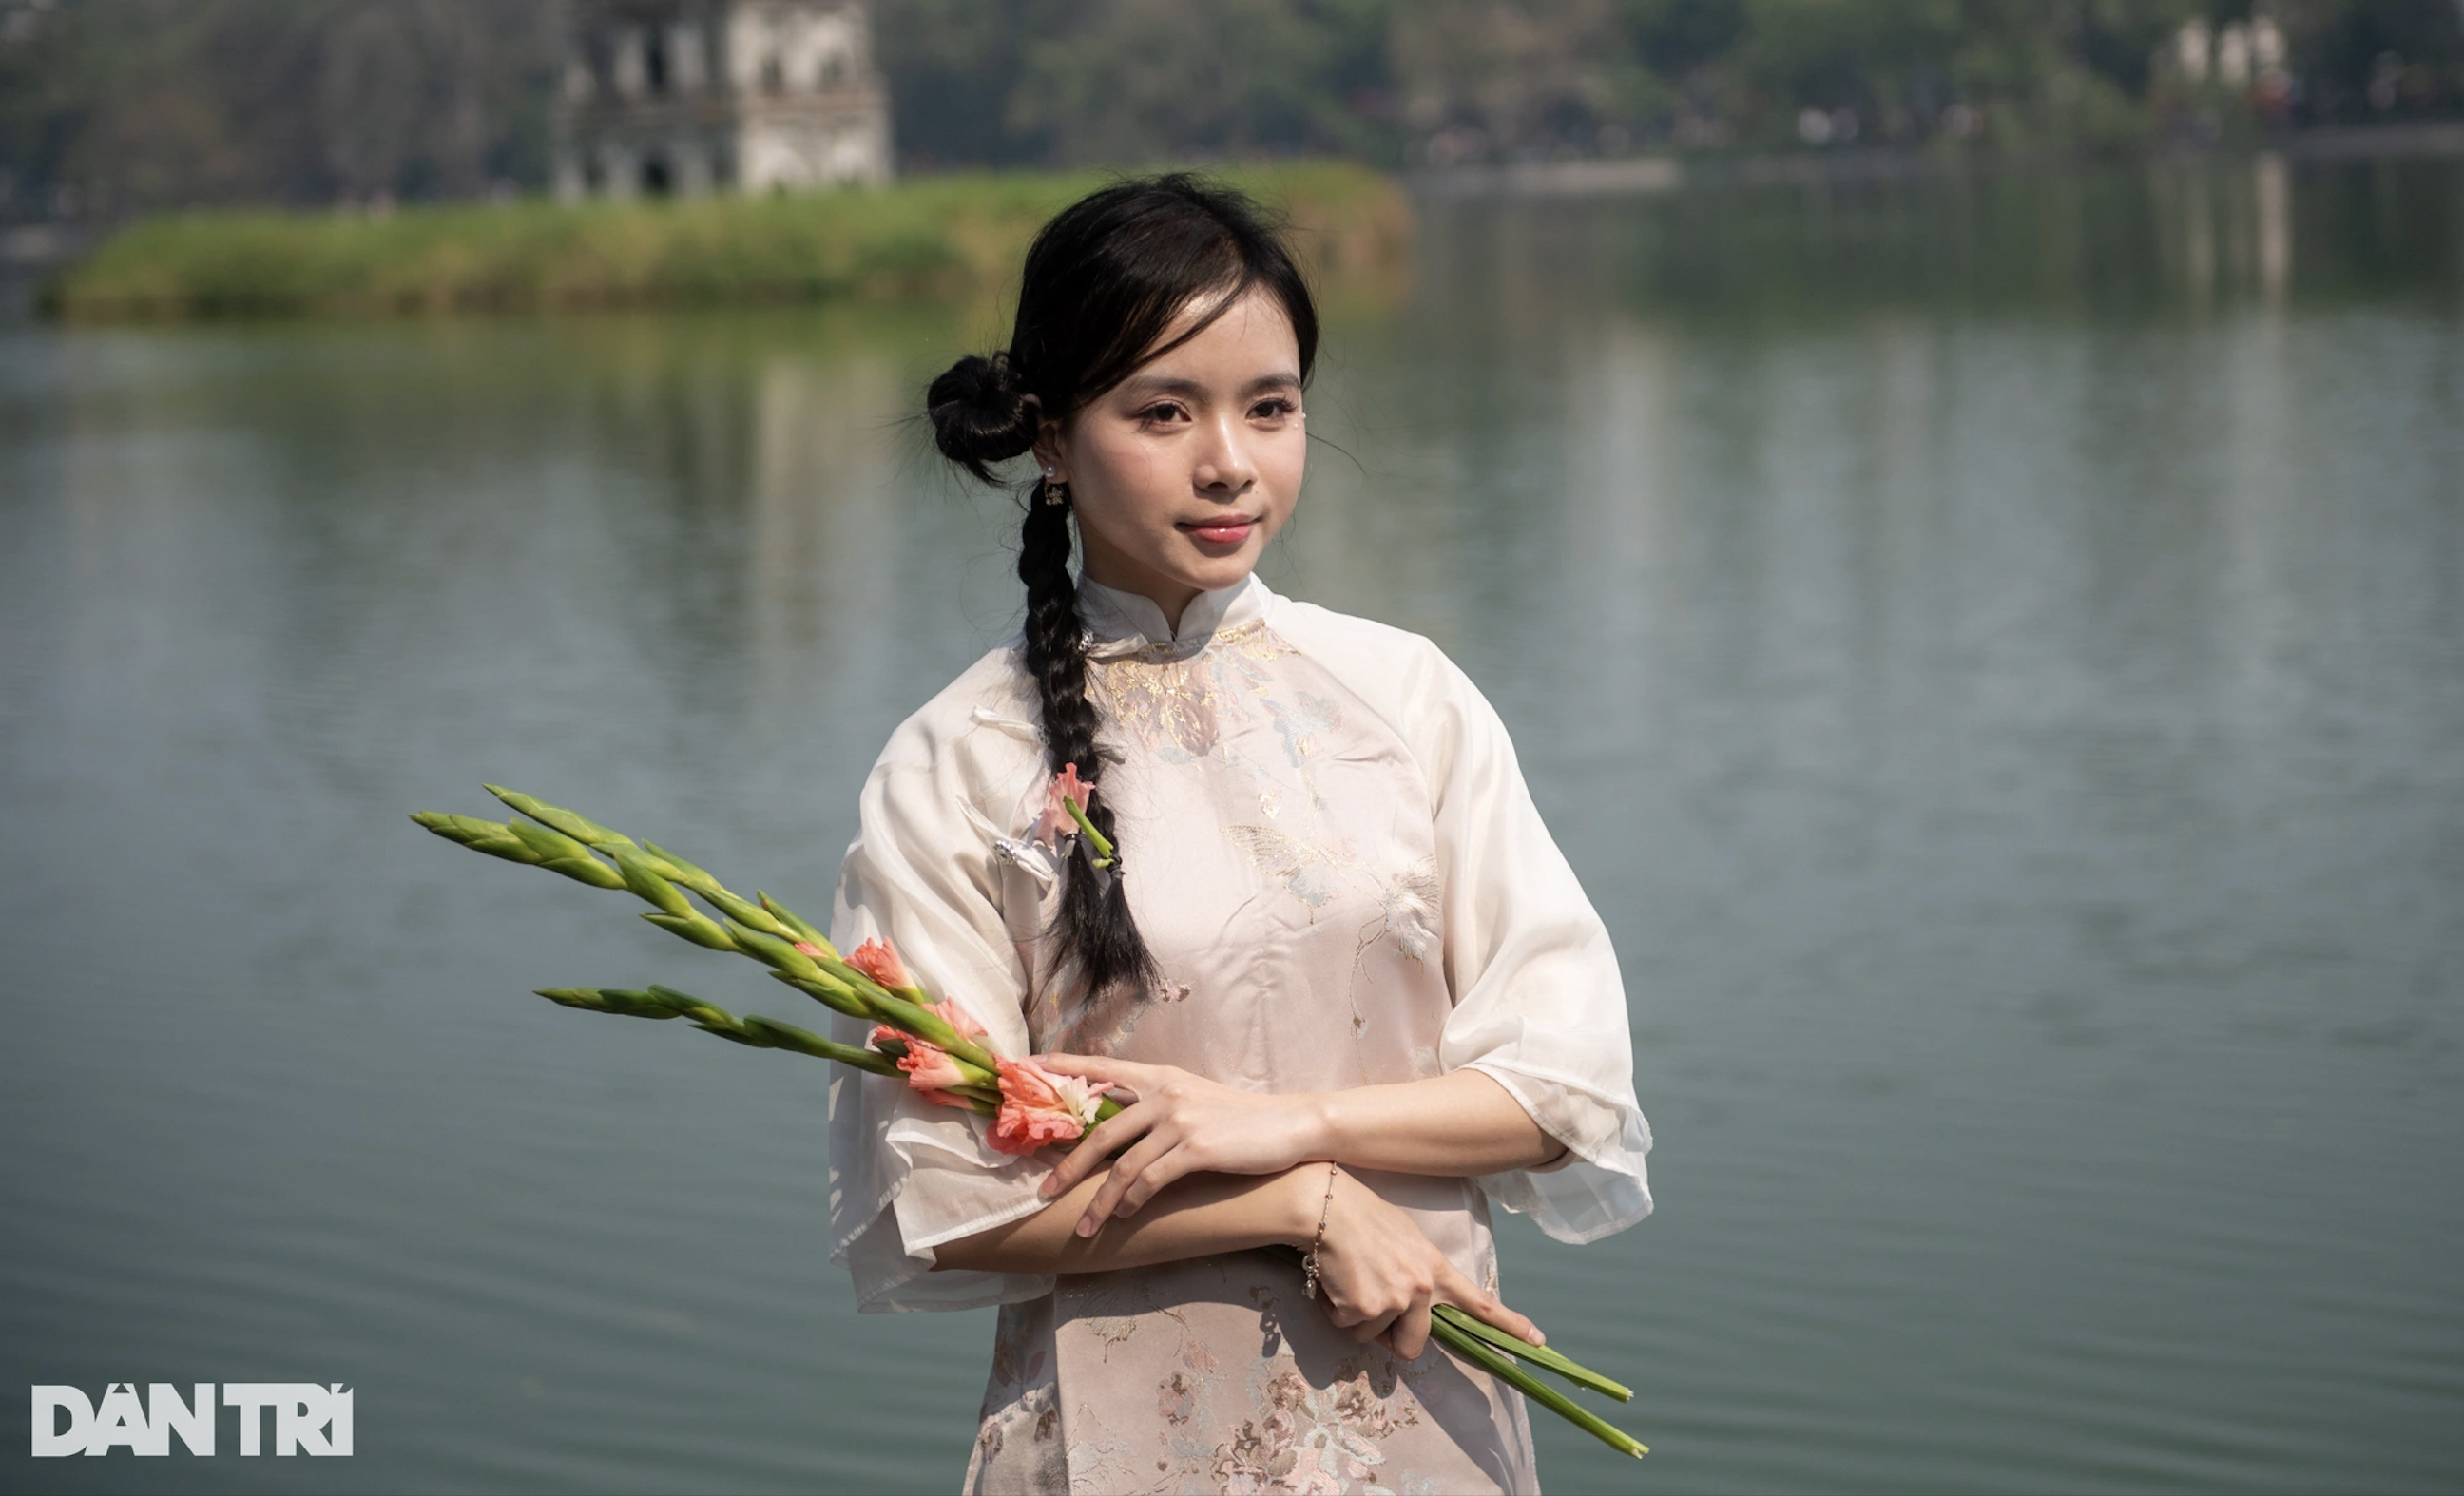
[1349,1308,1399,1345]
[1031,1052,1160,1088]
[1389,1298,1434,1361]
[1439,1267,1546,1347]
[1078,1131,1178,1234]
[1110,1142,1199,1218]
[1042,1100,1154,1198]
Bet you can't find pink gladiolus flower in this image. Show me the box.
[794,940,825,959]
[867,998,991,1111]
[990,1057,1102,1155]
[847,936,914,990]
[867,1024,972,1109]
[932,997,990,1042]
[1033,763,1096,849]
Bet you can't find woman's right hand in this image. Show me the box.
[1302,1167,1545,1361]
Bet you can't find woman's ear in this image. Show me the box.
[1024,396,1066,482]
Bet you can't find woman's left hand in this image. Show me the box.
[1032,1054,1325,1236]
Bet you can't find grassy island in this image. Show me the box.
[46,162,1410,321]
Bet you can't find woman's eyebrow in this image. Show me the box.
[1117,370,1302,400]
[1117,374,1205,400]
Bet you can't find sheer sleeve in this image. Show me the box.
[825,653,1058,1313]
[1278,604,1654,1244]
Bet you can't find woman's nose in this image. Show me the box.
[1192,415,1257,491]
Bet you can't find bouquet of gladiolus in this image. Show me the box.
[411,782,1647,1459]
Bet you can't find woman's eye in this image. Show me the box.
[1253,399,1298,421]
[1137,403,1187,424]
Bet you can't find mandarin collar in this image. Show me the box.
[1076,573,1272,654]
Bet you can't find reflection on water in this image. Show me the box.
[2,160,2460,1494]
[1408,152,2458,324]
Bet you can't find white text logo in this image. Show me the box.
[30,1383,353,1457]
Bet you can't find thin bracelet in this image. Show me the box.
[1300,1162,1339,1299]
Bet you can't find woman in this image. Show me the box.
[827,175,1651,1494]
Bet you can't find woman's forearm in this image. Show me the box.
[1307,1068,1566,1176]
[933,1164,1319,1275]
[1024,1062,1573,1235]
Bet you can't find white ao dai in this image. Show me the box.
[826,576,1651,1495]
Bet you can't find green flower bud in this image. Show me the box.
[769,969,872,1020]
[728,923,822,979]
[502,819,625,889]
[700,884,793,939]
[533,987,678,1020]
[758,892,831,949]
[641,910,741,952]
[485,785,635,850]
[639,839,721,893]
[611,847,693,916]
[412,812,545,865]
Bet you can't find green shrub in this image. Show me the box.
[48,163,1411,321]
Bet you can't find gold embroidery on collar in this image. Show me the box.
[1088,622,1297,758]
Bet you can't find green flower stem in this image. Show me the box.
[1431,1304,1633,1402]
[1436,1314,1648,1459]
[1062,797,1116,868]
[531,987,905,1078]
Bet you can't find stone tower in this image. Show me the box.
[555,1,892,199]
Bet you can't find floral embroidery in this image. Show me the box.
[1207,1367,1417,1495]
[1160,1371,1202,1426]
[1225,824,1349,913]
[1375,857,1442,963]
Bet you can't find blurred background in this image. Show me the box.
[2,3,2460,1494]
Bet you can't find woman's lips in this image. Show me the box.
[1183,517,1258,545]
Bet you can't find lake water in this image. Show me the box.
[2,158,2459,1494]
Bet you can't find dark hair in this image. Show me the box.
[924,174,1320,998]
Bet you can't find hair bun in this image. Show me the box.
[927,354,1034,482]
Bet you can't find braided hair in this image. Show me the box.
[923,175,1320,997]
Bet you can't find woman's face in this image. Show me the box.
[1036,287,1306,630]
